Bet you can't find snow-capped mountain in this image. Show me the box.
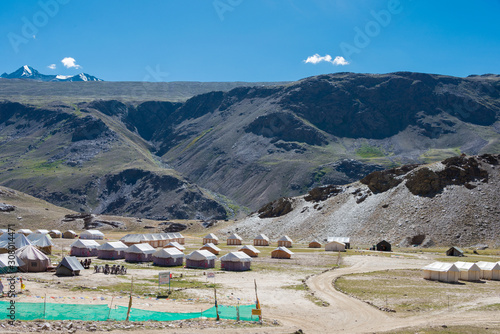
[0,65,103,82]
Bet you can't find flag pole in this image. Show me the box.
[126,276,133,321]
[254,279,262,322]
[214,287,220,321]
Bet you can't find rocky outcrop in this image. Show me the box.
[405,155,490,196]
[360,164,420,193]
[0,203,15,212]
[258,197,294,218]
[304,185,343,202]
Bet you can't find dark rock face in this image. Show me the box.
[245,112,327,146]
[71,116,109,142]
[160,222,187,232]
[279,73,499,139]
[258,197,294,218]
[361,164,421,193]
[95,169,227,220]
[125,101,181,141]
[304,185,343,202]
[0,203,15,212]
[405,155,489,196]
[88,100,127,117]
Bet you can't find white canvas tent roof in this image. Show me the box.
[310,238,321,244]
[120,234,151,243]
[65,230,77,235]
[202,243,221,252]
[126,243,156,254]
[153,248,184,259]
[15,245,50,261]
[327,237,350,243]
[35,229,49,234]
[98,241,128,251]
[0,253,25,268]
[220,251,251,262]
[173,232,183,238]
[239,245,260,253]
[70,239,100,249]
[166,242,185,250]
[81,230,105,237]
[16,229,33,234]
[278,235,293,242]
[50,230,62,234]
[477,261,500,271]
[29,234,54,247]
[273,246,294,255]
[422,262,460,272]
[254,234,269,241]
[0,234,32,249]
[203,233,219,240]
[0,229,8,234]
[186,250,217,261]
[227,233,242,240]
[454,261,481,272]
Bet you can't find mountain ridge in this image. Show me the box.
[1,65,102,82]
[0,71,499,219]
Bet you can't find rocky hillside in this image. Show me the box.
[0,72,499,218]
[0,101,227,220]
[223,154,500,247]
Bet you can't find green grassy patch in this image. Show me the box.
[356,144,385,158]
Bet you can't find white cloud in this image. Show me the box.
[304,54,349,66]
[61,57,82,69]
[47,64,56,70]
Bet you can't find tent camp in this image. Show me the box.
[16,229,33,236]
[203,233,219,245]
[325,240,346,252]
[227,233,243,245]
[164,242,185,252]
[277,235,293,248]
[173,232,185,245]
[309,239,321,248]
[15,245,52,272]
[35,229,49,235]
[271,247,294,259]
[220,251,252,271]
[80,230,105,240]
[49,230,62,238]
[70,239,100,257]
[239,245,260,257]
[253,234,270,246]
[200,243,221,255]
[63,230,77,239]
[446,247,464,257]
[56,256,85,276]
[0,253,25,274]
[186,250,217,269]
[422,262,460,283]
[125,244,156,263]
[152,248,184,267]
[121,233,174,248]
[376,240,391,252]
[327,237,351,249]
[477,262,500,280]
[97,242,128,259]
[454,261,481,281]
[28,234,55,255]
[0,234,32,254]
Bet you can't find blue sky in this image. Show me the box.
[0,0,499,82]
